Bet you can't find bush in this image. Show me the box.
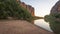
[0,0,33,22]
[44,13,60,34]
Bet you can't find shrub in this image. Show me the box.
[0,0,33,22]
[44,13,60,34]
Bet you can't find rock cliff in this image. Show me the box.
[16,0,35,16]
[50,0,60,15]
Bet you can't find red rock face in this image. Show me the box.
[20,2,27,8]
[16,0,35,16]
[58,6,60,11]
[16,0,19,1]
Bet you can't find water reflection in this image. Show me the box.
[34,19,53,32]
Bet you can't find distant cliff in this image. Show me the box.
[16,0,34,16]
[50,0,60,15]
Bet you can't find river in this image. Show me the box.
[34,19,53,32]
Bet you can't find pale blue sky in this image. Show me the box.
[21,0,58,17]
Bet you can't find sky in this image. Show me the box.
[21,0,58,17]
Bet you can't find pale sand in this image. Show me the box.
[0,20,54,34]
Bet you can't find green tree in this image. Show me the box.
[0,0,33,22]
[44,13,60,34]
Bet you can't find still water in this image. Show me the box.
[34,19,53,32]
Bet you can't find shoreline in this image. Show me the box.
[34,24,53,32]
[0,20,54,34]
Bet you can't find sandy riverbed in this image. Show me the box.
[0,20,54,34]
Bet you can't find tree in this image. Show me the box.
[0,0,33,22]
[44,13,60,34]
